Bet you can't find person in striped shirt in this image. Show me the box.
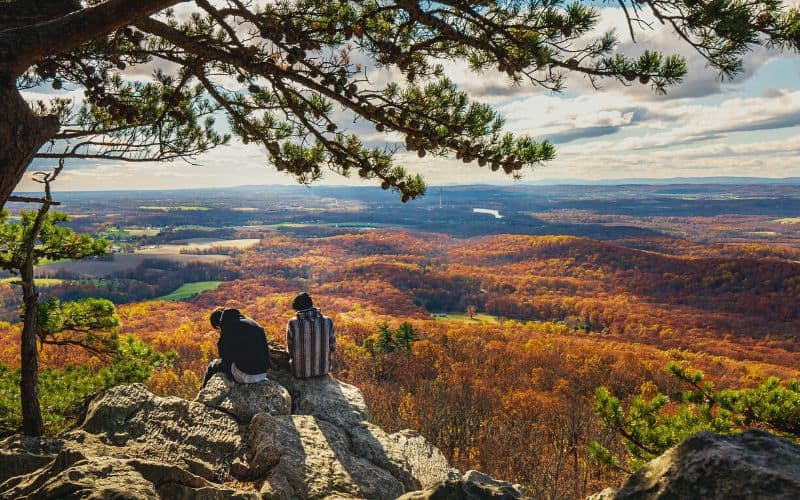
[286,292,336,379]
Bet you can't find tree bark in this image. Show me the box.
[0,83,59,212]
[18,198,52,436]
[20,259,44,436]
[0,0,82,30]
[0,0,184,75]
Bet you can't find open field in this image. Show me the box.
[0,278,65,286]
[37,254,230,278]
[772,218,800,224]
[122,227,161,237]
[432,313,501,324]
[157,281,223,301]
[138,206,210,212]
[138,238,261,254]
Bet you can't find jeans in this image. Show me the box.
[202,358,227,388]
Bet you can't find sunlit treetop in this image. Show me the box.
[2,0,799,204]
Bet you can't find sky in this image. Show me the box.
[18,5,800,192]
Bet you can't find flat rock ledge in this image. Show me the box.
[2,362,521,499]
[588,430,800,500]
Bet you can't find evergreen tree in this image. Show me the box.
[590,363,800,472]
[375,321,397,353]
[0,336,173,434]
[394,321,420,352]
[0,167,109,435]
[2,0,800,207]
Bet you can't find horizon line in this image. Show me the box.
[10,175,800,196]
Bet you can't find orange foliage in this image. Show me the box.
[1,229,799,497]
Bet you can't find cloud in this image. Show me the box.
[14,4,800,192]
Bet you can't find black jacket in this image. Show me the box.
[217,309,271,375]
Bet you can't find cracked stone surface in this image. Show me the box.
[0,368,465,499]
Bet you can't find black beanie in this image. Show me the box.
[292,292,313,311]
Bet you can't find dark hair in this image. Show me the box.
[292,292,313,311]
[210,307,225,329]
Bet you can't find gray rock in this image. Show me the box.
[247,412,404,499]
[0,446,256,499]
[195,373,291,423]
[268,370,371,429]
[349,422,459,490]
[585,487,618,500]
[398,476,524,499]
[464,470,523,498]
[591,430,800,500]
[268,340,291,372]
[0,435,62,483]
[0,373,486,500]
[69,383,244,483]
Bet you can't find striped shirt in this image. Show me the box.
[286,307,336,379]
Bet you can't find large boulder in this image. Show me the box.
[268,370,371,429]
[588,430,800,500]
[0,370,474,499]
[248,413,404,499]
[267,340,291,372]
[0,435,63,484]
[0,447,256,499]
[398,470,525,499]
[348,422,459,491]
[195,373,291,423]
[67,383,244,483]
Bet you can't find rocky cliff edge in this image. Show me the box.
[0,360,523,499]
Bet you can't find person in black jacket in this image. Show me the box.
[202,307,271,387]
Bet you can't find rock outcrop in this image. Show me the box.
[0,368,474,499]
[588,430,800,500]
[195,373,291,423]
[398,470,525,499]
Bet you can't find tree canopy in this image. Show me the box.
[591,363,800,472]
[1,0,798,207]
[0,210,109,271]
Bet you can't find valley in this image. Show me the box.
[1,182,799,497]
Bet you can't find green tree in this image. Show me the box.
[394,321,420,352]
[590,363,800,472]
[0,168,109,435]
[3,0,800,208]
[0,336,173,434]
[37,296,121,355]
[375,321,397,353]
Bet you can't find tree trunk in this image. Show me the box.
[0,82,59,211]
[20,259,44,436]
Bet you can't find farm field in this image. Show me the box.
[138,238,261,254]
[138,206,210,211]
[156,281,223,301]
[432,312,501,324]
[37,253,230,278]
[0,278,65,286]
[122,227,161,237]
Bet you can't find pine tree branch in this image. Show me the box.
[7,196,60,206]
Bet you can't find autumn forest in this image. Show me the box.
[1,184,799,498]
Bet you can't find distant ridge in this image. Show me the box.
[10,176,800,197]
[519,176,800,186]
